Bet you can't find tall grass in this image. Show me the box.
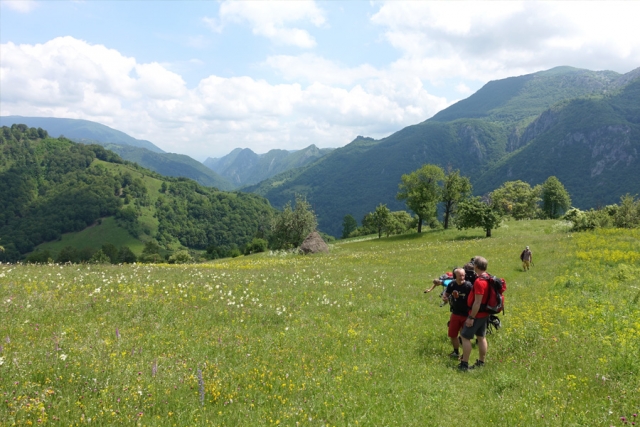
[0,220,638,426]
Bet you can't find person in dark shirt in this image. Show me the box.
[441,268,473,358]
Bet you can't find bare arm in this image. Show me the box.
[424,279,440,293]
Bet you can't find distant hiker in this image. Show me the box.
[425,271,454,307]
[441,268,472,358]
[459,256,490,371]
[520,246,533,271]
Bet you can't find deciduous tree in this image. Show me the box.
[491,180,540,220]
[397,164,444,233]
[441,169,472,229]
[341,214,358,239]
[541,176,571,219]
[271,194,317,249]
[455,196,502,237]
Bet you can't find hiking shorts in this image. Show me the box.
[461,316,488,339]
[448,314,467,338]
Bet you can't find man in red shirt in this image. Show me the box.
[458,256,490,371]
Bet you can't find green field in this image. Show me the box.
[1,220,638,426]
[35,217,144,257]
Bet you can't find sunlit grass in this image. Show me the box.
[1,221,638,426]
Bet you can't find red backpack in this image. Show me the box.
[479,273,507,314]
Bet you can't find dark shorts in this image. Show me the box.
[461,316,488,339]
[448,314,467,338]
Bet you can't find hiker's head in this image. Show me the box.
[526,246,529,250]
[473,256,488,272]
[453,268,465,283]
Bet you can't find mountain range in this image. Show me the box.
[2,65,638,240]
[203,145,333,187]
[244,66,640,236]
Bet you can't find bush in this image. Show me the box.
[26,250,52,264]
[244,238,268,255]
[168,250,192,264]
[56,246,79,263]
[90,250,111,264]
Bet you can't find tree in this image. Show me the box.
[490,180,541,220]
[613,194,640,228]
[341,215,358,239]
[386,210,415,236]
[117,246,137,263]
[56,246,79,263]
[441,169,472,229]
[455,197,502,237]
[397,164,444,233]
[364,204,391,238]
[101,243,119,264]
[271,194,317,249]
[541,176,571,219]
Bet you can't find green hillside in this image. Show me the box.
[105,144,234,191]
[0,116,235,191]
[245,66,640,236]
[474,77,640,206]
[0,124,275,261]
[0,116,164,153]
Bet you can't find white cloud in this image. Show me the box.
[1,36,448,158]
[205,0,326,48]
[264,53,381,86]
[371,1,640,82]
[2,0,37,13]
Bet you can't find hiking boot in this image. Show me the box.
[457,361,469,371]
[448,351,460,358]
[469,360,485,369]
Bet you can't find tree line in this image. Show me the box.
[342,164,573,238]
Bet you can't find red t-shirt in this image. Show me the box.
[468,274,490,319]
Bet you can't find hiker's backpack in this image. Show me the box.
[438,272,454,289]
[520,250,525,261]
[479,274,507,314]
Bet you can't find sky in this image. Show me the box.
[1,1,639,160]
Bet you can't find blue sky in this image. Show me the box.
[1,1,639,160]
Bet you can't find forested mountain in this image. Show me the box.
[103,144,234,191]
[0,116,233,191]
[0,124,275,262]
[0,116,164,152]
[204,145,333,187]
[245,66,640,237]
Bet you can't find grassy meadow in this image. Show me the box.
[1,220,638,426]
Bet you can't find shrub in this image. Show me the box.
[168,250,192,264]
[244,238,268,255]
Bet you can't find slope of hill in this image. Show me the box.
[0,116,164,152]
[0,124,275,261]
[204,145,333,187]
[104,144,234,191]
[245,66,640,236]
[0,116,235,190]
[474,77,640,206]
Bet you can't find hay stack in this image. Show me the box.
[299,231,329,254]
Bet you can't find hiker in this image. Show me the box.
[441,267,473,358]
[425,271,454,306]
[459,256,490,371]
[463,258,477,284]
[520,246,533,271]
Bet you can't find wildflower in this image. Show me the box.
[0,357,4,366]
[60,354,67,361]
[115,327,120,340]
